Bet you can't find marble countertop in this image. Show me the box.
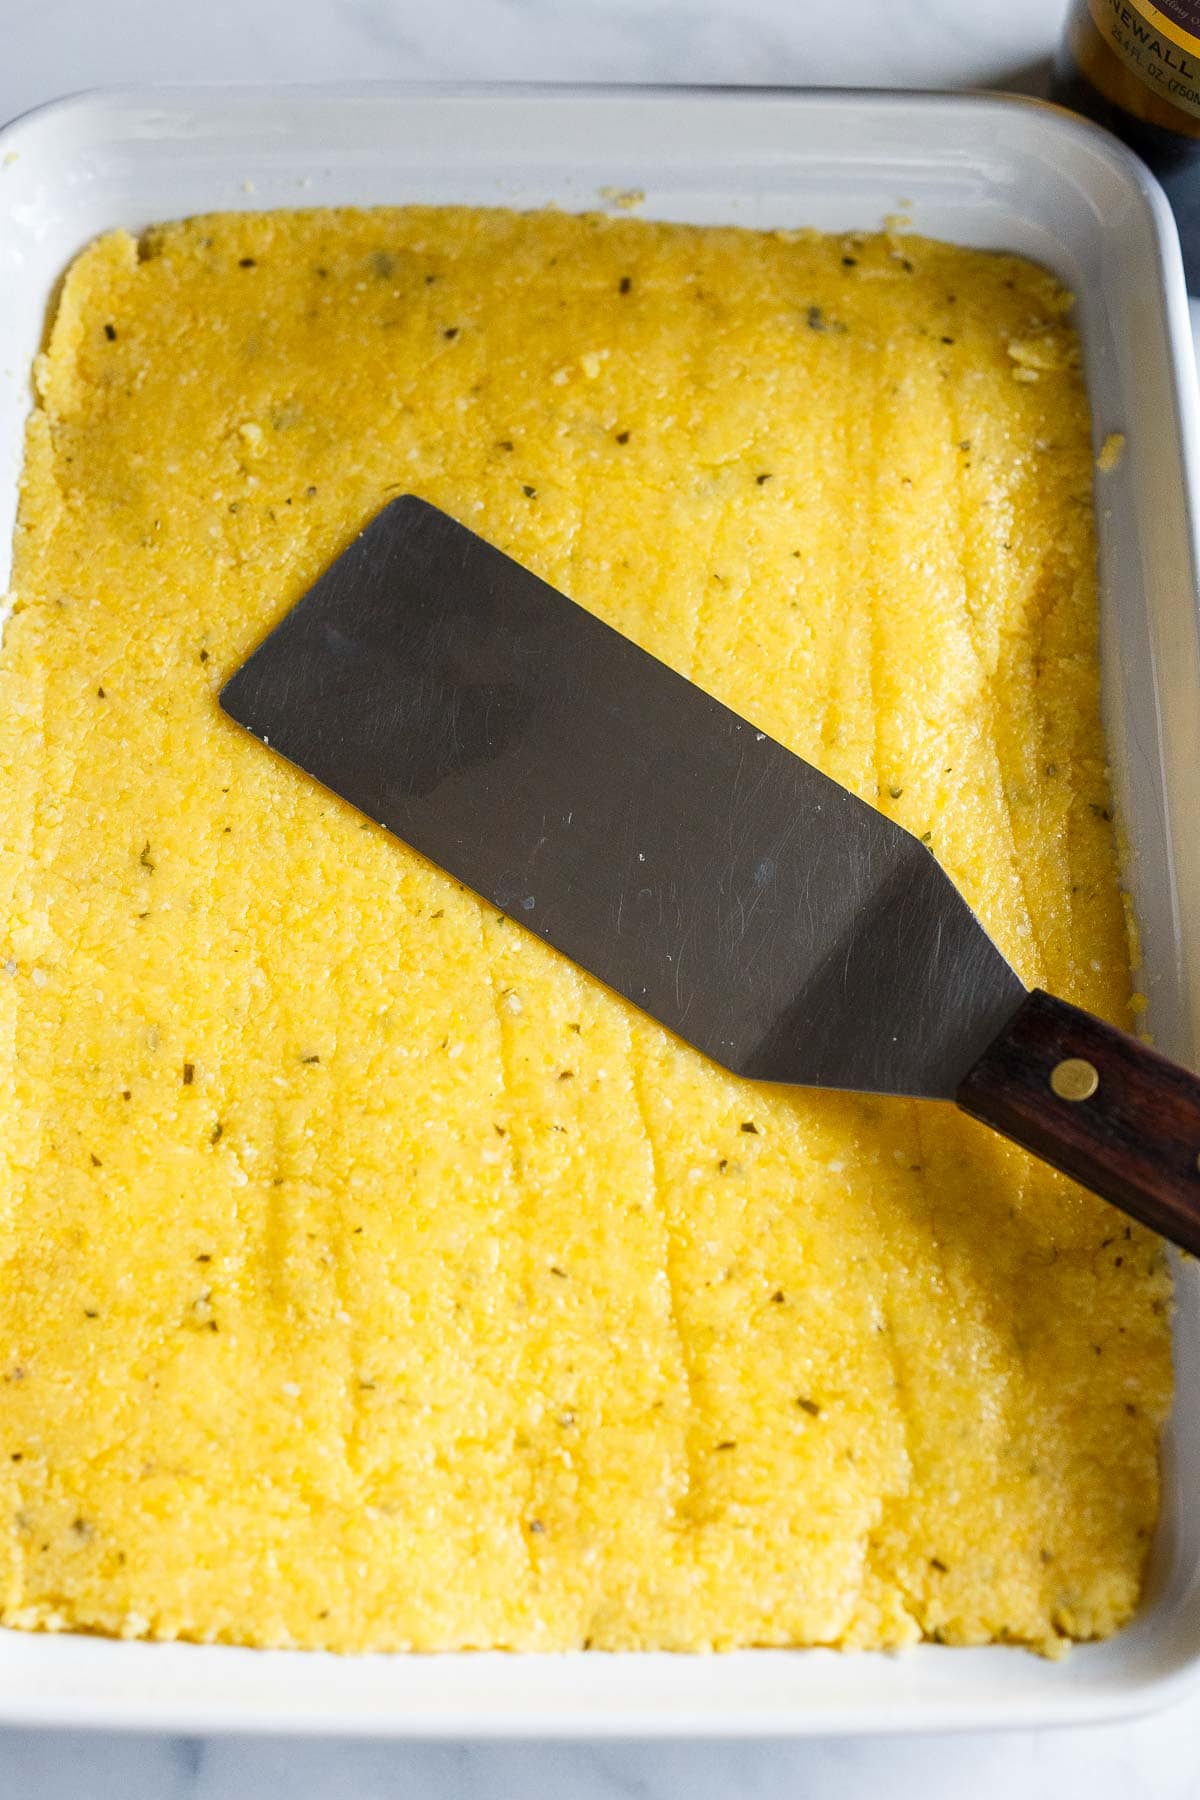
[1,1,1198,1795]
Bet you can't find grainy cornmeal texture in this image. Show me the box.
[0,209,1173,1657]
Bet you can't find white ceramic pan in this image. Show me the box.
[0,84,1198,1736]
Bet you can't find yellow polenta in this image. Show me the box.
[0,208,1172,1657]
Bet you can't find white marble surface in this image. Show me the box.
[2,0,1199,1794]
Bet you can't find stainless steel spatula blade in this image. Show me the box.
[221,496,1200,1250]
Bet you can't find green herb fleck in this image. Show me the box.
[740,1120,759,1134]
[796,1397,821,1416]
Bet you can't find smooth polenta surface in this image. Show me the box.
[0,208,1172,1656]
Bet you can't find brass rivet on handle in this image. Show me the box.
[1050,1057,1100,1102]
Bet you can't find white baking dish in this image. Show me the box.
[0,82,1198,1738]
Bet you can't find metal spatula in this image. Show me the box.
[221,496,1200,1254]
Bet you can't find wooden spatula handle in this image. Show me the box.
[956,988,1200,1254]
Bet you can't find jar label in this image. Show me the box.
[1089,0,1200,117]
